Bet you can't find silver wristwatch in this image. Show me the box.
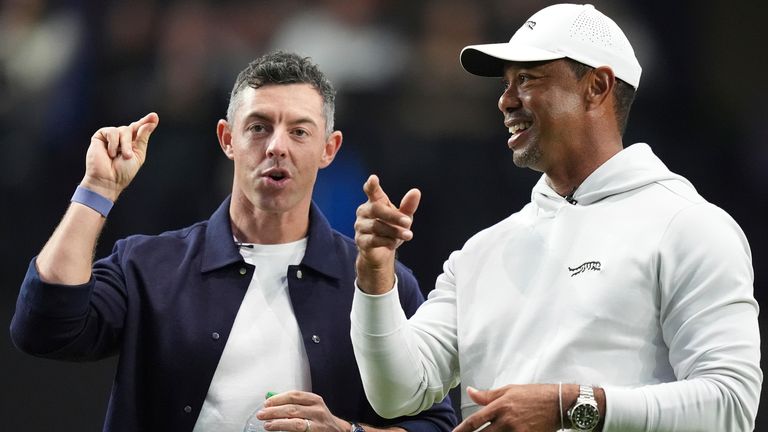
[567,385,600,431]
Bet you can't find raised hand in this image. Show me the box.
[81,112,160,201]
[34,113,159,284]
[354,175,421,294]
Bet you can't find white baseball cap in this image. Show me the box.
[460,3,642,88]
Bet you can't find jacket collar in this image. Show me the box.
[201,196,241,273]
[301,202,344,280]
[201,197,343,280]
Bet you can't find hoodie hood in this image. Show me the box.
[532,143,696,212]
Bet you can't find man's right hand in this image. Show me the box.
[354,175,420,295]
[35,113,159,284]
[81,112,159,201]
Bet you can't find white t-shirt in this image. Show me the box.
[194,238,311,431]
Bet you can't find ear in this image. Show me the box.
[319,130,343,169]
[585,66,616,111]
[217,119,234,160]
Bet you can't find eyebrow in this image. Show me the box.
[242,111,319,129]
[503,59,556,74]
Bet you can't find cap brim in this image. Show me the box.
[460,43,565,77]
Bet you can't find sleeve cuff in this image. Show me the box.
[352,275,407,336]
[602,386,647,432]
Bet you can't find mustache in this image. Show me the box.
[504,111,534,126]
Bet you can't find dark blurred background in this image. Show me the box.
[1,0,766,430]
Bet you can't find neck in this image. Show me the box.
[545,166,591,198]
[546,136,623,197]
[229,196,310,245]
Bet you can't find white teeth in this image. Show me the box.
[508,122,531,135]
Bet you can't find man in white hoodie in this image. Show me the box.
[350,3,761,432]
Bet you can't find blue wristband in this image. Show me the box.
[71,186,114,217]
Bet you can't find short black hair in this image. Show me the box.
[227,51,336,135]
[565,58,636,135]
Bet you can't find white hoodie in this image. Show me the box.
[351,144,762,431]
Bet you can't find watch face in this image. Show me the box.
[572,403,599,430]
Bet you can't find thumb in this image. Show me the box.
[399,188,421,218]
[363,174,390,204]
[467,386,493,406]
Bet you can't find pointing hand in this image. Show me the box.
[354,175,421,294]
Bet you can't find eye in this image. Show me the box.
[248,123,268,133]
[501,79,511,90]
[517,73,532,84]
[292,128,310,137]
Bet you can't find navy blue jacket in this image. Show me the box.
[11,197,456,432]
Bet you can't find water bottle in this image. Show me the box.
[243,391,277,432]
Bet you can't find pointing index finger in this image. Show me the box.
[363,174,390,204]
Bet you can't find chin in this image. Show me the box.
[512,144,542,169]
[256,200,290,214]
[512,153,533,168]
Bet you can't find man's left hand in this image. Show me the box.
[258,391,348,432]
[454,385,561,432]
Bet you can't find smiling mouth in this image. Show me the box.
[508,121,532,136]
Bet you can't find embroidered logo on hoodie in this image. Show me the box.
[568,261,601,277]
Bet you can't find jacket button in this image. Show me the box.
[239,267,247,275]
[184,405,192,413]
[212,332,220,340]
[296,269,303,279]
[312,335,320,344]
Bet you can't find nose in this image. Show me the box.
[266,129,288,159]
[498,84,521,114]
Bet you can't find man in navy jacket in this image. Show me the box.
[10,52,456,432]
